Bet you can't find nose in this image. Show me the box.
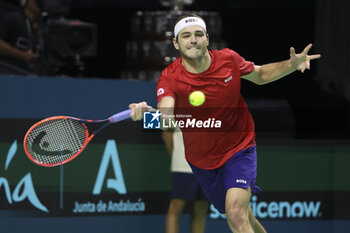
[189,35,197,44]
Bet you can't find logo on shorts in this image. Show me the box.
[143,110,161,129]
[236,179,247,184]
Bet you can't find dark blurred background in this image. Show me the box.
[69,0,316,79]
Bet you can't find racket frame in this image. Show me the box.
[23,109,131,167]
[23,116,108,167]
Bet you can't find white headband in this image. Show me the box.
[174,17,207,38]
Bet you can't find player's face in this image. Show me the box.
[173,25,209,60]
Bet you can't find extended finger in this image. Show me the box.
[308,54,321,60]
[302,43,313,55]
[290,47,296,57]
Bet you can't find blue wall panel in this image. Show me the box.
[0,75,157,119]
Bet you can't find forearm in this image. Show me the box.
[0,40,26,62]
[258,59,296,85]
[149,105,176,131]
[161,130,174,156]
[158,96,176,130]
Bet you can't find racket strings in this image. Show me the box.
[25,118,87,165]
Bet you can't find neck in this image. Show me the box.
[181,51,211,74]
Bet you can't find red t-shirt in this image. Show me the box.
[156,49,256,169]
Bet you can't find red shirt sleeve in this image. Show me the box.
[156,70,176,103]
[227,49,255,76]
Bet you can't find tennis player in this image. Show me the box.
[129,14,321,233]
[162,127,209,233]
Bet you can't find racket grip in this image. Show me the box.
[109,109,132,123]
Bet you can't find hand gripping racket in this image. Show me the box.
[23,109,131,167]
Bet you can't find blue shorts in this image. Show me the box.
[189,145,262,213]
[171,172,207,201]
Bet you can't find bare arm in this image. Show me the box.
[0,39,38,63]
[242,44,321,85]
[157,96,175,122]
[161,130,174,156]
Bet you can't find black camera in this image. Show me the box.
[37,0,98,76]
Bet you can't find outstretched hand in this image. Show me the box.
[290,44,321,73]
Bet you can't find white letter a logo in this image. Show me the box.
[92,140,126,195]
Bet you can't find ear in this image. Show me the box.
[206,34,209,47]
[172,37,179,50]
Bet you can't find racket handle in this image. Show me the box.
[109,109,132,123]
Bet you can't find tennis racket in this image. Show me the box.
[23,109,131,167]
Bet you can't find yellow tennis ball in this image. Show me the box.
[189,91,205,106]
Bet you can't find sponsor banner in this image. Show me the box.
[1,189,349,220]
[1,120,350,220]
[0,139,349,219]
[0,192,169,216]
[210,191,350,220]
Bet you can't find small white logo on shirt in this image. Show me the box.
[225,76,233,83]
[157,88,164,96]
[236,179,247,184]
